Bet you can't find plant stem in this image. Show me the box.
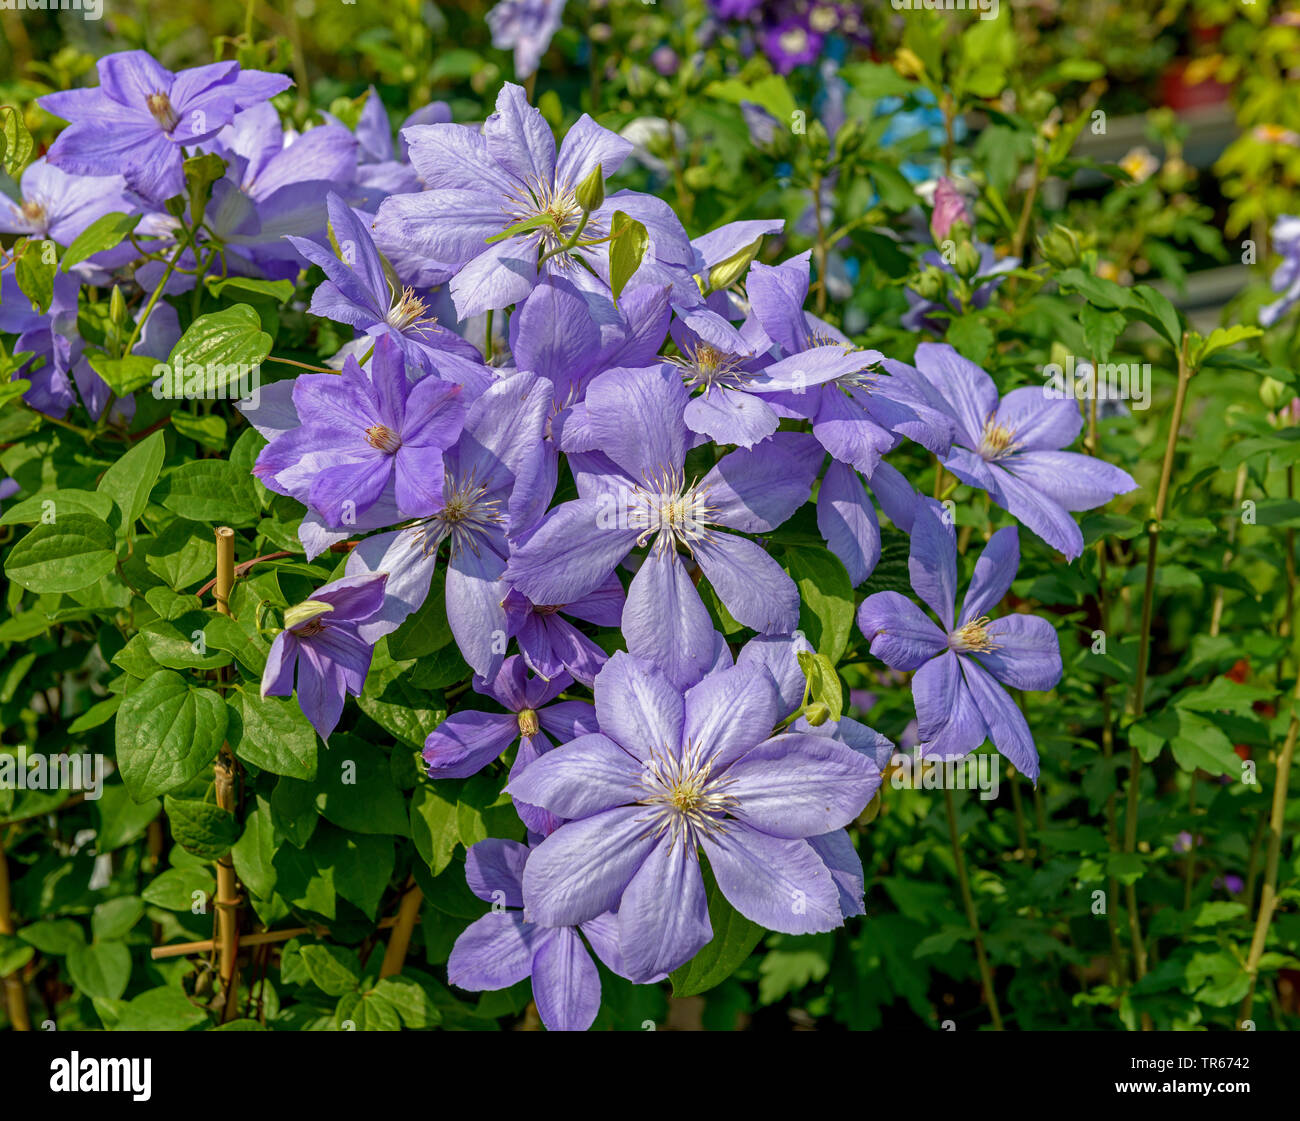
[1238,669,1300,1024]
[943,787,1003,1030]
[0,841,31,1030]
[379,876,424,978]
[1124,332,1195,995]
[213,526,242,1022]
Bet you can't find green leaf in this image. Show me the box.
[166,304,272,381]
[14,238,55,313]
[226,689,318,780]
[4,514,117,593]
[0,934,34,976]
[18,919,85,955]
[115,671,228,802]
[1193,324,1262,366]
[0,488,114,526]
[410,783,460,876]
[163,795,239,860]
[670,868,764,997]
[372,975,444,1028]
[300,943,361,996]
[705,74,797,122]
[781,545,855,663]
[310,828,394,920]
[97,430,166,528]
[0,106,35,177]
[232,795,277,900]
[313,737,409,836]
[113,986,209,1031]
[841,61,920,100]
[67,941,132,1001]
[62,212,142,272]
[155,459,259,526]
[85,351,162,397]
[1080,304,1125,364]
[335,989,401,1030]
[142,866,215,911]
[608,210,649,302]
[92,896,145,942]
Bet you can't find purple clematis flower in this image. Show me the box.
[424,654,597,834]
[856,502,1063,781]
[1260,215,1300,327]
[0,158,137,256]
[759,18,824,74]
[507,652,881,981]
[502,572,624,687]
[343,370,553,678]
[509,275,671,404]
[252,332,465,528]
[39,50,291,203]
[448,838,646,1031]
[487,0,568,79]
[892,343,1137,559]
[286,191,490,387]
[507,364,821,689]
[261,573,388,741]
[373,83,692,319]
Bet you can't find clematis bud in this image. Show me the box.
[707,236,764,294]
[1259,376,1289,411]
[912,265,947,302]
[953,240,982,280]
[1038,224,1081,269]
[930,178,972,243]
[803,701,831,727]
[575,163,605,214]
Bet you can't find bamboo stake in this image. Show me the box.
[213,526,242,1022]
[151,915,412,961]
[379,877,424,979]
[0,842,31,1030]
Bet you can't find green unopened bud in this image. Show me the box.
[807,119,831,161]
[804,701,831,727]
[284,600,334,631]
[912,265,947,303]
[1260,376,1289,411]
[860,790,882,825]
[575,163,605,213]
[707,236,764,294]
[953,240,982,280]
[682,165,712,193]
[834,118,864,158]
[1038,224,1081,269]
[109,284,128,330]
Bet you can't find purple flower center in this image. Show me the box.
[949,616,998,654]
[385,286,432,331]
[976,417,1020,461]
[413,473,503,557]
[502,176,603,260]
[146,91,179,132]
[635,742,738,849]
[672,343,750,392]
[365,424,402,454]
[517,708,539,737]
[20,199,46,227]
[628,469,716,553]
[295,618,327,637]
